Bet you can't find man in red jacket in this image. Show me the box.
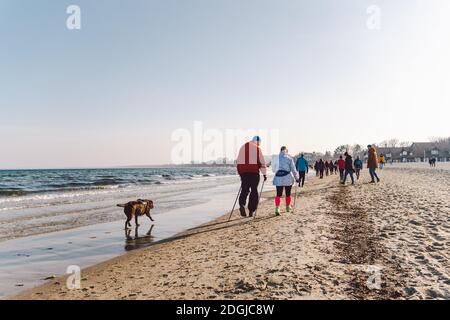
[236,136,267,217]
[337,155,346,181]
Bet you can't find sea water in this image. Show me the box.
[0,167,256,298]
[0,167,237,241]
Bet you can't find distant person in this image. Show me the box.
[430,158,437,167]
[354,156,363,180]
[337,156,345,181]
[367,145,380,183]
[314,161,320,176]
[379,154,386,170]
[295,154,309,188]
[273,146,299,216]
[341,152,355,185]
[236,136,267,217]
[318,159,325,179]
[328,161,334,175]
[334,160,339,174]
[325,161,330,176]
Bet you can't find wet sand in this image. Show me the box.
[13,164,450,300]
[0,183,248,299]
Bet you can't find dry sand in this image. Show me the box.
[13,163,450,300]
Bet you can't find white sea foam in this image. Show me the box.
[0,170,240,242]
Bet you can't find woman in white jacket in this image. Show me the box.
[272,146,299,215]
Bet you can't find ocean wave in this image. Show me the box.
[0,190,30,197]
[0,184,123,198]
[0,185,126,205]
[0,167,237,199]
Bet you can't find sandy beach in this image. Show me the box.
[13,163,450,300]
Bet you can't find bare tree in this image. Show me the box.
[429,136,450,144]
[399,141,411,148]
[429,137,450,151]
[379,140,389,148]
[387,138,399,148]
[351,144,363,157]
[333,145,350,158]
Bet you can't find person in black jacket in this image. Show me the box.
[314,161,320,176]
[318,159,325,179]
[341,152,355,185]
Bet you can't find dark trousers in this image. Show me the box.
[298,171,306,187]
[339,169,344,180]
[355,168,361,179]
[342,170,355,184]
[319,169,324,178]
[239,172,260,212]
[276,186,292,197]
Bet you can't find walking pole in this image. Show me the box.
[227,187,242,222]
[253,180,265,219]
[293,183,299,213]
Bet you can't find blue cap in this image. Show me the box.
[252,136,261,142]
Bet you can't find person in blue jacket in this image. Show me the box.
[295,154,309,187]
[354,156,363,180]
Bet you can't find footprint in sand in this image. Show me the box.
[431,234,445,242]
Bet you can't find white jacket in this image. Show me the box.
[272,152,299,186]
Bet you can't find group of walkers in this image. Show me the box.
[236,137,382,217]
[313,155,362,185]
[312,145,381,185]
[313,159,336,179]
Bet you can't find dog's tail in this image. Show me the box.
[117,204,127,208]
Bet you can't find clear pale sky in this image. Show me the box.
[1,0,449,169]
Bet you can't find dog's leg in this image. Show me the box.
[125,213,132,229]
[146,213,154,221]
[147,224,154,236]
[135,215,140,227]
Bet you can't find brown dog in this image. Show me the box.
[117,199,154,229]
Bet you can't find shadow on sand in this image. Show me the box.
[124,215,278,252]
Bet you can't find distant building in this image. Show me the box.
[376,142,450,163]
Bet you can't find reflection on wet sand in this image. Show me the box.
[124,225,155,251]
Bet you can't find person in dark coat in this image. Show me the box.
[341,152,355,185]
[318,159,325,179]
[314,161,320,176]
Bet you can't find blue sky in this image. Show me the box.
[1,0,450,168]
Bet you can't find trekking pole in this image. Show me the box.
[293,183,299,213]
[253,180,265,219]
[227,187,242,222]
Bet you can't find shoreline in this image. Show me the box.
[1,181,261,299]
[0,167,237,242]
[11,164,450,300]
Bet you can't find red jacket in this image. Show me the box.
[337,159,345,170]
[236,142,267,175]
